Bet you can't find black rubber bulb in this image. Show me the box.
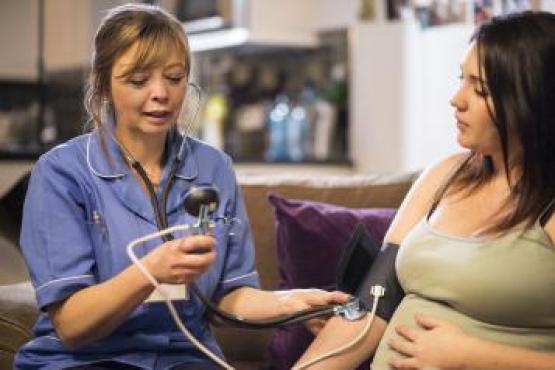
[183,186,220,217]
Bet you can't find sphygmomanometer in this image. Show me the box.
[337,223,404,322]
[291,224,404,369]
[127,185,404,369]
[119,83,404,369]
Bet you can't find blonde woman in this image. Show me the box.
[16,4,347,369]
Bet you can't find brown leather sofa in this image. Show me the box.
[0,171,416,370]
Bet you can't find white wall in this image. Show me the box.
[403,24,473,171]
[0,0,131,76]
[541,0,555,13]
[316,0,390,30]
[350,22,408,173]
[246,0,319,45]
[350,22,474,174]
[45,0,128,72]
[0,0,38,80]
[44,0,94,72]
[316,0,359,30]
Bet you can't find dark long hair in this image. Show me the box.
[448,11,555,233]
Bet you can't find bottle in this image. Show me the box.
[202,74,228,150]
[265,95,290,161]
[288,85,317,161]
[286,105,307,162]
[313,98,336,161]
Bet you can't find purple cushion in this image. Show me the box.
[266,193,396,369]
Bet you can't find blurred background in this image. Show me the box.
[0,0,553,178]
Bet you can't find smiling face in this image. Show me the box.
[110,41,188,142]
[450,43,500,156]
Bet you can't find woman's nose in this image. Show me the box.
[449,86,467,111]
[150,79,169,102]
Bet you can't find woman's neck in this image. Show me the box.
[488,152,522,189]
[115,128,166,170]
[116,130,167,188]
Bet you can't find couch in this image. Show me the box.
[0,170,416,370]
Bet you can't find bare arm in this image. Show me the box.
[47,264,153,348]
[217,286,350,321]
[48,235,215,348]
[295,315,387,370]
[293,153,470,369]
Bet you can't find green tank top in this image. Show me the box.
[371,216,555,369]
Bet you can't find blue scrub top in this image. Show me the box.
[15,129,260,370]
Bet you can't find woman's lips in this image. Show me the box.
[143,111,172,125]
[456,117,469,130]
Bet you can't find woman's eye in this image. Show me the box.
[167,75,185,84]
[125,73,149,86]
[475,89,489,97]
[474,84,490,97]
[128,79,147,87]
[129,80,146,86]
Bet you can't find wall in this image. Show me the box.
[541,0,555,13]
[45,0,129,72]
[0,0,38,80]
[350,22,407,173]
[0,0,130,76]
[403,24,473,171]
[316,0,359,30]
[247,0,319,45]
[315,1,473,173]
[350,22,474,174]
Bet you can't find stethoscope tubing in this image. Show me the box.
[133,141,336,329]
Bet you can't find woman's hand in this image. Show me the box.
[276,289,351,335]
[142,235,216,284]
[388,314,471,370]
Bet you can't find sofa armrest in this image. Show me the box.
[0,282,38,369]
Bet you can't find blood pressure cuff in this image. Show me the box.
[356,243,404,321]
[336,224,404,322]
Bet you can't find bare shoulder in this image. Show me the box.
[542,212,555,247]
[384,152,470,244]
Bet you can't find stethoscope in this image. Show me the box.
[107,82,364,328]
[118,128,365,328]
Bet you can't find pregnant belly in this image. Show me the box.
[371,294,555,370]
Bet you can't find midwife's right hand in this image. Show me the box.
[141,235,216,285]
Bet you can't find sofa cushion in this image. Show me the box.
[266,193,396,369]
[239,173,416,290]
[0,236,30,285]
[0,281,38,369]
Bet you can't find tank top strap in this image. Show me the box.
[539,196,555,226]
[427,153,474,221]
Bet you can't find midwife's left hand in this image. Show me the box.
[277,289,351,335]
[388,314,471,370]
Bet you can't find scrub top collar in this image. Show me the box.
[86,126,198,181]
[86,126,199,224]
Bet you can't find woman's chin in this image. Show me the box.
[140,120,175,135]
[456,134,472,150]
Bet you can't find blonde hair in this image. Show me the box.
[84,3,190,132]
